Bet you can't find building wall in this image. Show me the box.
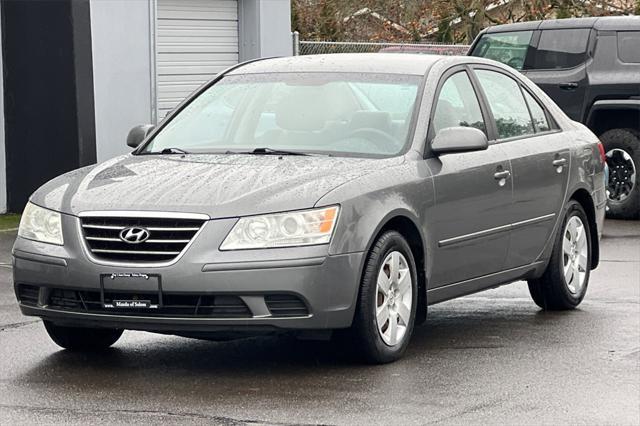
[258,0,293,57]
[239,0,292,60]
[90,0,154,162]
[0,8,6,214]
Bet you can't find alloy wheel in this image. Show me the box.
[606,148,637,202]
[376,251,412,346]
[562,216,588,295]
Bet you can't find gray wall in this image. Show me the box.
[257,0,293,57]
[240,0,292,61]
[0,12,6,214]
[90,0,153,162]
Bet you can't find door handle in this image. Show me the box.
[559,82,578,90]
[494,170,511,180]
[552,158,567,167]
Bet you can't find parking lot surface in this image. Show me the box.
[0,220,638,425]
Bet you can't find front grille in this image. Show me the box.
[48,288,252,318]
[265,294,309,317]
[80,214,206,264]
[162,294,252,318]
[17,284,40,306]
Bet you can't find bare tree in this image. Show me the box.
[292,0,638,43]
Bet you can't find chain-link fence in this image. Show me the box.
[296,40,470,56]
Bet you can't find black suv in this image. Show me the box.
[469,16,640,219]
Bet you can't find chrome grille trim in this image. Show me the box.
[82,224,201,232]
[145,239,191,244]
[85,236,122,242]
[78,211,209,267]
[82,224,127,230]
[86,236,191,244]
[147,227,202,232]
[91,249,182,256]
[78,211,209,220]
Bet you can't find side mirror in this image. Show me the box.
[431,127,488,154]
[126,124,155,149]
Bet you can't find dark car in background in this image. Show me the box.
[469,16,640,219]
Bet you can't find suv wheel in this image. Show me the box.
[528,200,591,310]
[348,231,418,363]
[600,128,639,220]
[44,321,124,351]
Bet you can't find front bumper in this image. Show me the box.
[13,214,364,332]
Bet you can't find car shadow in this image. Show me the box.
[15,302,586,397]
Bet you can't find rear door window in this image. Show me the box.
[475,70,535,140]
[522,90,551,133]
[617,31,640,63]
[530,29,590,69]
[470,31,534,70]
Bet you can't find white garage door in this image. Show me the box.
[156,0,238,119]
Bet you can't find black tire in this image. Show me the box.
[44,321,123,351]
[600,128,640,220]
[528,200,592,310]
[348,231,418,364]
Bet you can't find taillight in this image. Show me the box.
[597,142,606,165]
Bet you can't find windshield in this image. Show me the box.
[471,31,534,70]
[140,73,421,157]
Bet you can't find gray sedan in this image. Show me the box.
[13,54,606,363]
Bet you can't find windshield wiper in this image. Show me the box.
[160,147,190,155]
[248,147,310,156]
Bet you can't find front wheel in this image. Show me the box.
[44,321,123,351]
[528,200,591,310]
[348,231,418,364]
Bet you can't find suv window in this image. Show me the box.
[531,29,590,69]
[475,70,534,139]
[618,31,640,63]
[470,31,533,70]
[522,90,550,132]
[433,71,486,135]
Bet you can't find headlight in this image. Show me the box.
[18,202,64,245]
[220,206,339,250]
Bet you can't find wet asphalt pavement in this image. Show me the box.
[0,220,638,425]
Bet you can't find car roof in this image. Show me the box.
[593,16,640,30]
[482,16,640,34]
[227,53,446,76]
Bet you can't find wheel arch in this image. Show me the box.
[569,188,600,269]
[361,211,428,325]
[586,103,640,136]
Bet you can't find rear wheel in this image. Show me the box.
[600,128,639,220]
[528,200,591,310]
[44,321,123,351]
[348,231,418,364]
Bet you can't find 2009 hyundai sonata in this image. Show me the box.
[14,54,606,363]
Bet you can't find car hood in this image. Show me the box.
[31,154,402,218]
